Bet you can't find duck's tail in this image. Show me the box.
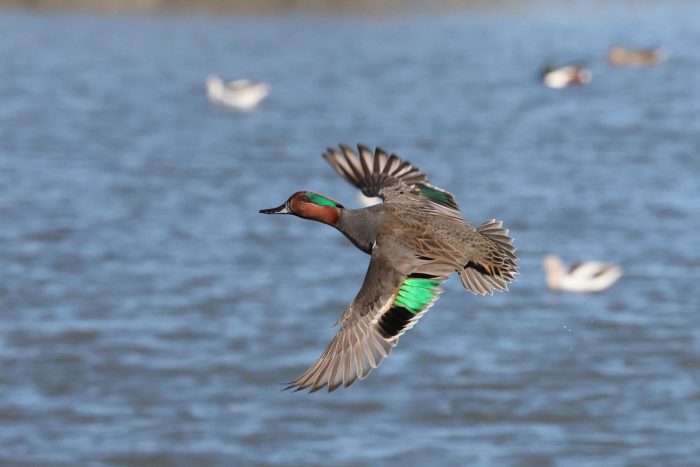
[459,219,518,296]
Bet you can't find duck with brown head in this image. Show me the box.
[260,191,344,226]
[258,144,518,393]
[261,189,381,254]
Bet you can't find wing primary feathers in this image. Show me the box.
[373,148,384,174]
[323,144,433,200]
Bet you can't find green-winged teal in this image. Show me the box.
[260,144,518,392]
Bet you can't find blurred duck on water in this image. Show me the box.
[543,255,622,293]
[607,46,664,67]
[260,145,518,392]
[541,65,592,89]
[206,75,270,110]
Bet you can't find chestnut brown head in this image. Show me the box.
[260,192,345,225]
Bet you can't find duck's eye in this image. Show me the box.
[300,195,311,203]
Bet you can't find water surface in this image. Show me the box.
[0,4,698,465]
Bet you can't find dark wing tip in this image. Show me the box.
[322,143,433,199]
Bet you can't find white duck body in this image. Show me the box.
[206,75,270,110]
[542,66,592,89]
[543,255,622,293]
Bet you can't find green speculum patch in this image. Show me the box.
[392,278,441,314]
[306,193,339,207]
[416,184,458,209]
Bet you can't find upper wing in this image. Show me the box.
[323,144,461,218]
[286,246,447,393]
[323,144,428,199]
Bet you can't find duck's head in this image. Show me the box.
[542,255,564,289]
[543,255,564,271]
[259,191,345,225]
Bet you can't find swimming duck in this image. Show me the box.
[206,75,269,110]
[541,65,592,89]
[607,46,664,67]
[260,144,518,392]
[543,255,622,293]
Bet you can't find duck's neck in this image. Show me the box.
[334,208,382,255]
[544,261,564,289]
[294,202,382,255]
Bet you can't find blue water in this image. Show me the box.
[0,3,698,465]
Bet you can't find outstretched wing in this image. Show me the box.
[323,144,461,218]
[323,144,428,199]
[286,246,447,393]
